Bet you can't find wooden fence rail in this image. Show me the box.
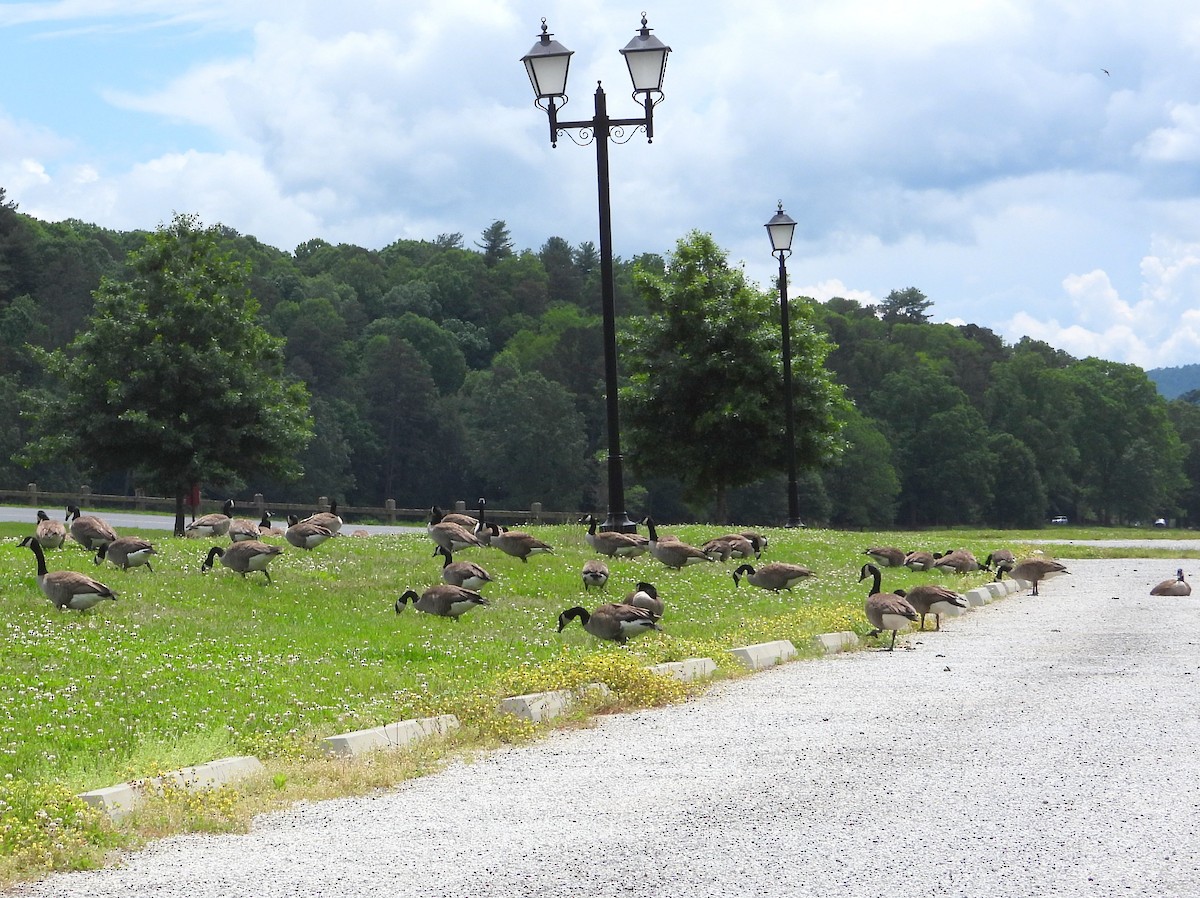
[0,485,579,528]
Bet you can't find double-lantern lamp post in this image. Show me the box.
[765,202,802,528]
[521,14,670,534]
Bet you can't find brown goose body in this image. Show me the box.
[1150,568,1191,596]
[428,520,482,554]
[302,501,343,536]
[933,549,982,574]
[490,526,554,563]
[904,550,937,571]
[227,516,262,542]
[701,534,757,563]
[395,585,488,619]
[286,516,335,550]
[582,559,610,590]
[95,537,157,572]
[996,557,1070,595]
[202,541,284,583]
[643,517,712,570]
[557,602,662,644]
[430,505,477,531]
[185,499,235,538]
[20,536,118,611]
[582,515,649,558]
[865,546,907,568]
[623,581,663,619]
[65,505,118,551]
[860,563,919,651]
[983,549,1016,570]
[35,510,66,550]
[732,562,815,592]
[435,546,494,591]
[899,584,968,630]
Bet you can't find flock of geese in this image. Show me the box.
[13,503,1194,651]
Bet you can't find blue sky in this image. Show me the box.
[4,1,1200,369]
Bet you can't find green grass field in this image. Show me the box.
[0,518,1193,881]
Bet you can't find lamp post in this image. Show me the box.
[522,15,670,534]
[765,202,802,528]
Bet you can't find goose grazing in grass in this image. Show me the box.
[435,546,494,591]
[488,524,554,563]
[556,602,662,644]
[701,533,757,563]
[896,584,968,630]
[1150,568,1192,596]
[95,537,157,572]
[904,550,937,572]
[19,535,117,612]
[285,515,334,551]
[35,510,66,550]
[983,549,1015,571]
[732,562,815,592]
[65,505,117,551]
[994,557,1070,596]
[859,563,919,651]
[864,546,907,568]
[623,581,663,619]
[581,559,610,591]
[740,531,769,556]
[227,514,262,542]
[302,501,343,536]
[185,499,235,538]
[932,549,983,574]
[201,541,284,584]
[428,516,482,555]
[256,512,285,537]
[642,517,712,570]
[395,585,488,620]
[582,514,649,558]
[430,504,477,531]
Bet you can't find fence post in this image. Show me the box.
[531,502,543,523]
[254,494,265,514]
[454,499,467,514]
[26,483,37,506]
[385,499,396,524]
[317,496,328,512]
[134,488,146,511]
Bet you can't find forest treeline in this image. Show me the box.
[3,187,1198,528]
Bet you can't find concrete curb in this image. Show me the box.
[728,640,797,670]
[323,714,460,758]
[79,755,265,820]
[497,683,611,723]
[813,631,859,654]
[644,658,717,682]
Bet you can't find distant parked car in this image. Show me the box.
[1154,518,1168,528]
[1050,515,1069,525]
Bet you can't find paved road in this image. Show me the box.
[13,558,1200,898]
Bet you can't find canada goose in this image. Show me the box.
[624,581,663,618]
[285,515,334,551]
[701,533,756,563]
[428,518,482,554]
[201,541,284,584]
[732,562,815,592]
[1150,569,1192,596]
[430,504,477,531]
[556,602,662,644]
[435,546,494,591]
[256,512,285,537]
[983,549,1016,570]
[864,546,906,568]
[933,549,982,574]
[94,537,157,572]
[395,585,488,619]
[859,563,919,651]
[642,517,712,569]
[489,524,554,563]
[65,505,118,551]
[474,499,494,547]
[185,499,235,538]
[897,584,968,631]
[740,531,769,556]
[302,501,343,536]
[19,535,118,611]
[994,558,1070,595]
[582,515,649,558]
[904,550,937,572]
[227,515,262,542]
[35,510,66,550]
[582,559,610,590]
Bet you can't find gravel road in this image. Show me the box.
[13,557,1200,898]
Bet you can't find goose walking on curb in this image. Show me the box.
[995,558,1070,596]
[395,585,488,620]
[859,563,919,652]
[65,505,118,551]
[95,537,157,572]
[35,510,67,550]
[642,517,712,570]
[582,559,610,591]
[201,542,284,584]
[581,515,649,558]
[435,546,494,591]
[623,581,663,619]
[897,584,969,631]
[185,499,235,538]
[19,535,118,611]
[557,603,662,644]
[1150,568,1191,596]
[732,562,815,592]
[286,515,335,551]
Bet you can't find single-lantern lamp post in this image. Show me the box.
[765,202,802,528]
[521,14,670,533]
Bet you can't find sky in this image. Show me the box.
[4,1,1200,370]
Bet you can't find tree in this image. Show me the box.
[22,213,313,534]
[823,406,900,528]
[621,230,846,522]
[477,220,514,267]
[879,287,933,325]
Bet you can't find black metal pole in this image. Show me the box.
[778,251,801,527]
[592,84,637,533]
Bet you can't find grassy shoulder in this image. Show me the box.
[0,520,1192,883]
